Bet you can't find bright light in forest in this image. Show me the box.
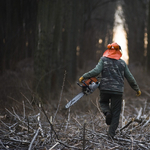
[99,39,103,44]
[113,6,129,64]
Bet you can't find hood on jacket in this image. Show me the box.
[103,42,122,60]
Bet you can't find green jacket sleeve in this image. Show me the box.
[124,64,140,92]
[82,59,103,79]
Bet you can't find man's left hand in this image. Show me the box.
[136,90,141,96]
[79,76,84,83]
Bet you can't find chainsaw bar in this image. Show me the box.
[65,92,84,109]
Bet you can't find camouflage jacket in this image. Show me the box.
[82,57,140,93]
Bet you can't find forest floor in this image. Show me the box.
[0,94,150,150]
[0,65,150,149]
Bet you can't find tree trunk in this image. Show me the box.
[147,1,150,74]
[34,0,55,101]
[63,0,78,83]
[122,0,146,66]
[51,0,64,92]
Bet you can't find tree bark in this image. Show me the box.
[147,0,150,74]
[34,0,55,101]
[122,0,146,66]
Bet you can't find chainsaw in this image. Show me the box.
[65,77,100,109]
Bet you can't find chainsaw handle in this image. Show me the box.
[82,80,92,92]
[77,81,89,88]
[82,80,88,87]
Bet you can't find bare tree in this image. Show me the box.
[122,0,147,66]
[34,0,55,101]
[147,0,150,74]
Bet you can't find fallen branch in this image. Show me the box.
[0,139,8,150]
[83,122,86,150]
[41,104,59,140]
[120,118,142,131]
[49,142,59,150]
[28,127,40,150]
[53,70,66,122]
[37,113,44,137]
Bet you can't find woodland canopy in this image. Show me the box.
[0,0,150,109]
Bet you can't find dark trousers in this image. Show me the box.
[99,92,123,137]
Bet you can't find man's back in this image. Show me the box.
[100,57,126,93]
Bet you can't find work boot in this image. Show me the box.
[106,112,112,125]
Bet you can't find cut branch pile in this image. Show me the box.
[0,98,150,150]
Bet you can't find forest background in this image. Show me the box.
[0,0,150,112]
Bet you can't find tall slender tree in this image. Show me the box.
[34,0,55,101]
[0,0,36,74]
[63,0,78,82]
[122,0,147,66]
[147,0,150,74]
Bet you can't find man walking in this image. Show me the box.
[79,42,141,138]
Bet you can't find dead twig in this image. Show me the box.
[28,127,40,150]
[83,121,86,150]
[121,99,125,127]
[0,139,8,150]
[41,104,59,140]
[53,70,66,122]
[37,113,44,137]
[65,105,70,131]
[49,142,59,150]
[120,118,142,132]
